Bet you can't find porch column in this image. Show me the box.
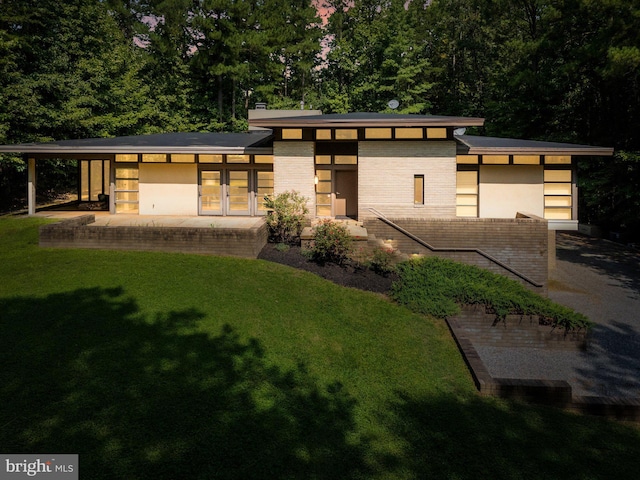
[27,157,36,215]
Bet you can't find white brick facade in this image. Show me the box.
[358,141,457,219]
[273,141,316,214]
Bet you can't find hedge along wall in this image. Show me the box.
[363,215,548,294]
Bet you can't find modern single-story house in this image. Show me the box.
[0,107,612,229]
[0,107,613,290]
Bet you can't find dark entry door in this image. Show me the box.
[335,170,358,219]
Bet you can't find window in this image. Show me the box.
[514,155,540,165]
[282,129,303,140]
[227,154,250,163]
[395,128,424,139]
[544,168,572,219]
[456,170,478,217]
[426,128,447,139]
[114,166,139,213]
[315,170,332,216]
[316,129,332,140]
[544,155,571,165]
[199,154,223,163]
[142,154,167,163]
[170,154,195,163]
[254,155,273,164]
[115,154,138,162]
[365,128,392,139]
[457,155,479,164]
[482,155,509,164]
[335,129,358,140]
[414,175,424,205]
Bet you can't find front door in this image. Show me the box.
[335,170,358,219]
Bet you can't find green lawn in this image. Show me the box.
[1,217,639,479]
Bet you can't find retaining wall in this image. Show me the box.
[39,215,268,258]
[364,215,548,293]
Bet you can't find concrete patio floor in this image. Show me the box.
[32,211,265,229]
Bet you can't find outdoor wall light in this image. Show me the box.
[314,175,319,185]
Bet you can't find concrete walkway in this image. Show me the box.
[474,232,640,398]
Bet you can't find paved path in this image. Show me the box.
[475,232,640,398]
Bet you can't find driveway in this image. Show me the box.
[474,232,640,398]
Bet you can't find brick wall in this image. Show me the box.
[364,215,548,292]
[40,215,268,258]
[452,305,587,350]
[273,141,315,216]
[358,140,457,219]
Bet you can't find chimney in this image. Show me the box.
[255,102,267,110]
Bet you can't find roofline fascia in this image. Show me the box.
[463,146,615,156]
[0,146,274,155]
[249,117,486,128]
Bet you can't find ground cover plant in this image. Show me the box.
[1,217,639,479]
[391,256,591,331]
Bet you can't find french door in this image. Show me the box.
[199,169,270,216]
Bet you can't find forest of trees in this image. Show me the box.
[1,0,639,239]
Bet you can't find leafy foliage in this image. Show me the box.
[304,219,353,265]
[391,256,591,331]
[364,246,397,276]
[264,191,309,244]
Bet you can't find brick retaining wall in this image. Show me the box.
[363,216,548,293]
[40,215,268,258]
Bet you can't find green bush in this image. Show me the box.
[391,256,591,331]
[264,191,309,244]
[365,247,397,276]
[305,219,353,265]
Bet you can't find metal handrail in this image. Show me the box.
[367,208,543,288]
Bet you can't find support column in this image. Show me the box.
[27,157,36,215]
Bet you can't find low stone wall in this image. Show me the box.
[363,215,548,293]
[453,305,588,350]
[446,311,640,422]
[40,215,268,258]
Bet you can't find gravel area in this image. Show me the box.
[477,232,640,398]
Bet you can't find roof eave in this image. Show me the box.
[463,147,615,156]
[0,146,273,155]
[249,118,485,128]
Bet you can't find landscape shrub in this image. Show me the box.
[365,246,397,276]
[391,256,591,331]
[305,219,353,265]
[263,191,309,244]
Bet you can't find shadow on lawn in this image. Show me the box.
[0,287,368,480]
[387,393,640,479]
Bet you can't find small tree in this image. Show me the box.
[263,191,309,244]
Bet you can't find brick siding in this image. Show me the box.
[40,215,268,258]
[364,216,548,292]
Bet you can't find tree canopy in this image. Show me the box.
[1,0,639,238]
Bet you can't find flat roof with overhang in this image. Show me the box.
[455,135,614,156]
[0,132,274,156]
[249,112,485,128]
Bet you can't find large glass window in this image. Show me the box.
[114,166,139,213]
[315,170,332,216]
[544,168,572,219]
[256,171,274,213]
[456,170,478,217]
[80,160,109,202]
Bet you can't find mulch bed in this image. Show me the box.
[258,243,397,294]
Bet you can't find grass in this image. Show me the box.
[1,217,639,479]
